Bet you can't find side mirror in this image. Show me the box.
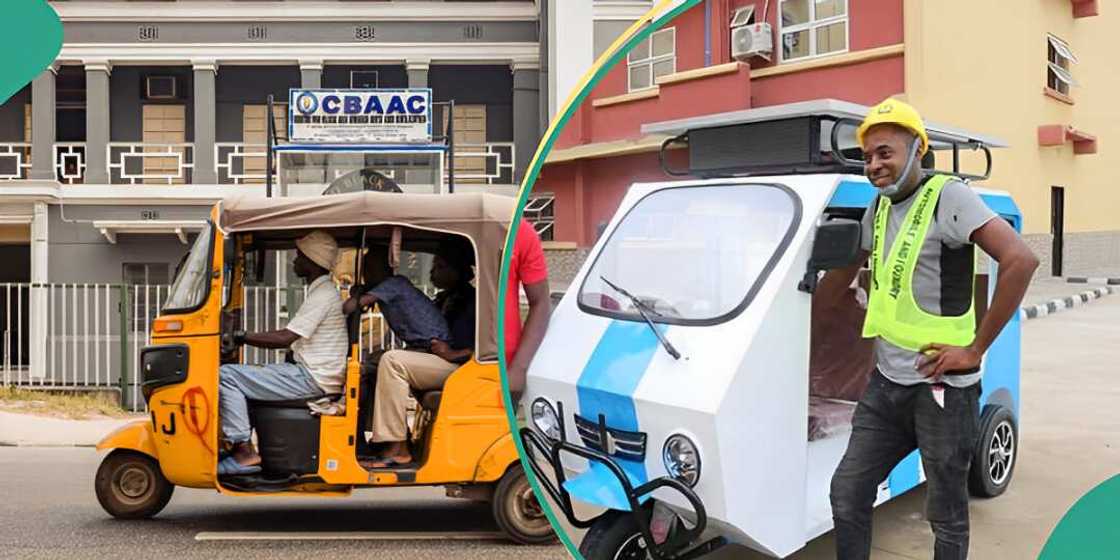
[798,218,861,293]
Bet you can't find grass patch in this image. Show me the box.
[0,386,136,419]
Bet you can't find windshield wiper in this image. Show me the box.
[599,276,681,360]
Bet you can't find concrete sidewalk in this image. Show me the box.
[0,410,141,447]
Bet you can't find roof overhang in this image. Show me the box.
[93,220,208,244]
[641,99,1010,149]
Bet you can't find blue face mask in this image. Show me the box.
[876,137,922,200]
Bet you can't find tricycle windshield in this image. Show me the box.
[163,221,214,313]
[578,184,799,325]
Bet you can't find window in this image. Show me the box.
[123,263,170,286]
[523,194,555,242]
[779,0,848,62]
[1047,34,1077,96]
[350,70,380,89]
[578,184,799,325]
[627,27,675,92]
[163,222,214,313]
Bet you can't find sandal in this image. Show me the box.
[359,455,412,469]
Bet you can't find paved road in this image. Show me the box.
[543,296,1120,559]
[0,447,568,560]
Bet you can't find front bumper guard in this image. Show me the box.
[519,424,725,560]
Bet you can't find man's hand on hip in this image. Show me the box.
[917,343,982,379]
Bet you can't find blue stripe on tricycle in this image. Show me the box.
[563,320,662,510]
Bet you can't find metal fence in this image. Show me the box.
[1,283,393,412]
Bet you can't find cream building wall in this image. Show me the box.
[903,0,1118,275]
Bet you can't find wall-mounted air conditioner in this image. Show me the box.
[730,6,773,62]
[145,76,178,100]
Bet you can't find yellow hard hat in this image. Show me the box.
[856,98,929,155]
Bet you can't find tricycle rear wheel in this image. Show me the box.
[491,464,556,544]
[969,405,1017,498]
[95,450,174,519]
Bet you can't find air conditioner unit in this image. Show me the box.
[145,76,178,100]
[731,22,773,62]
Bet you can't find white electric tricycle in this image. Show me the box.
[520,100,1023,559]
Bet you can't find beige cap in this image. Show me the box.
[295,230,339,271]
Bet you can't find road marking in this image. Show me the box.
[195,531,506,541]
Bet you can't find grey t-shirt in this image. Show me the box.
[860,177,996,388]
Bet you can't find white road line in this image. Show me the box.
[195,531,506,541]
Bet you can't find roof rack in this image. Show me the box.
[644,99,1006,181]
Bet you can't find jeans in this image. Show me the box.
[219,362,324,443]
[830,370,980,560]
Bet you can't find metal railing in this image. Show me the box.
[446,142,516,185]
[2,282,394,412]
[215,142,277,185]
[0,143,32,180]
[107,142,195,185]
[54,143,87,184]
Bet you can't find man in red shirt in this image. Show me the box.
[504,219,550,406]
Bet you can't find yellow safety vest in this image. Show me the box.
[862,174,976,351]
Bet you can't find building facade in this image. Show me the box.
[1,0,556,290]
[533,0,1111,288]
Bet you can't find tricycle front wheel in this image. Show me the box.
[580,510,653,560]
[95,450,174,519]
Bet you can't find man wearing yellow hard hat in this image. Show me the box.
[818,98,1039,559]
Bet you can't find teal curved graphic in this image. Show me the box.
[1038,474,1120,559]
[0,1,62,105]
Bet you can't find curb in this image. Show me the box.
[1020,286,1116,320]
[1067,276,1120,286]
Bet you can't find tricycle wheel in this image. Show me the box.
[580,510,652,560]
[95,450,174,519]
[969,405,1017,498]
[491,464,556,544]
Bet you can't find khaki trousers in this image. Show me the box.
[370,349,457,442]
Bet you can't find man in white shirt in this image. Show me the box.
[217,230,349,475]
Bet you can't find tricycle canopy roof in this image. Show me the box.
[217,191,515,362]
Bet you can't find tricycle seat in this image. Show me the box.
[808,396,857,441]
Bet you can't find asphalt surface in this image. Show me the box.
[0,447,569,560]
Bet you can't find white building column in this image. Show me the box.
[406,59,431,88]
[300,59,323,89]
[192,59,218,184]
[29,202,48,380]
[30,66,58,181]
[84,60,112,185]
[512,59,541,183]
[547,0,593,119]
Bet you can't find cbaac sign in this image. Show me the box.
[288,88,433,144]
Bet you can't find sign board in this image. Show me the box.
[288,88,433,144]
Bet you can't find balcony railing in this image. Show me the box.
[54,143,86,184]
[0,143,32,181]
[446,142,516,185]
[216,142,278,185]
[107,142,194,185]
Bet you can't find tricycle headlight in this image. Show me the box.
[530,398,562,441]
[663,434,701,487]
